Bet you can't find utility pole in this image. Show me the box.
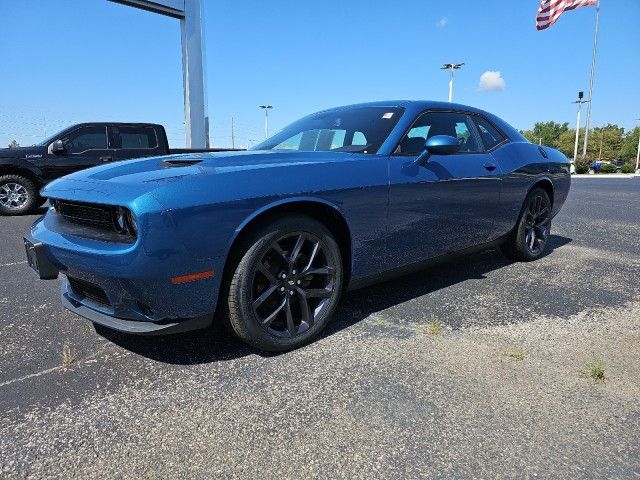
[441,63,464,102]
[572,91,589,164]
[635,119,640,173]
[231,116,235,149]
[259,105,273,138]
[581,0,600,158]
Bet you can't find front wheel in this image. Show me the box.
[226,215,343,351]
[0,175,38,215]
[501,188,552,262]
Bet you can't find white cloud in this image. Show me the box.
[435,17,448,28]
[479,71,506,92]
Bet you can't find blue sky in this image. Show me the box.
[1,0,638,148]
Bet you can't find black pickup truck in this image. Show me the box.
[0,123,239,215]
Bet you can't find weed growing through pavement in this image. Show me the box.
[422,322,443,336]
[582,356,605,382]
[502,349,525,361]
[61,343,75,369]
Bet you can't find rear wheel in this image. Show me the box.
[226,215,343,351]
[0,175,38,215]
[501,188,551,261]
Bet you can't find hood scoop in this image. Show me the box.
[162,158,203,167]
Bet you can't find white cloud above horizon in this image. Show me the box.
[479,71,506,92]
[435,16,448,28]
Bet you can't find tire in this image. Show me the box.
[500,187,552,262]
[0,175,38,216]
[226,214,343,351]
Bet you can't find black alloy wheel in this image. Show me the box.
[501,187,552,261]
[522,192,551,256]
[226,215,343,351]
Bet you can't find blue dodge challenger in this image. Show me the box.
[25,101,570,351]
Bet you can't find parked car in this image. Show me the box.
[24,101,571,351]
[588,160,604,173]
[613,159,625,173]
[0,123,239,215]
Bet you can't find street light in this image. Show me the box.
[635,118,640,174]
[571,91,589,165]
[441,63,464,102]
[259,105,273,138]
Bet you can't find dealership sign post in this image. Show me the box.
[108,0,209,148]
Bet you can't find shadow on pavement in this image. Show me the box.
[98,235,573,364]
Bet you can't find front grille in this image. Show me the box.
[52,200,136,242]
[67,276,110,307]
[55,200,116,230]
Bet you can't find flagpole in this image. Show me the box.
[581,0,600,158]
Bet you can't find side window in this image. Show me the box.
[473,116,505,150]
[352,131,367,146]
[395,112,481,155]
[62,126,107,153]
[114,126,158,149]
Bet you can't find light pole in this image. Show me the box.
[572,91,589,164]
[635,119,640,173]
[259,105,273,138]
[441,63,464,102]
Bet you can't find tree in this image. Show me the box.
[620,127,640,162]
[8,139,19,148]
[587,124,624,160]
[520,121,569,149]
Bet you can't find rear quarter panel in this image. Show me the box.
[491,142,571,234]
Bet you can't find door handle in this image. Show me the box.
[100,156,112,162]
[483,163,497,171]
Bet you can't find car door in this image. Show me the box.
[386,111,503,268]
[109,125,163,162]
[41,125,113,180]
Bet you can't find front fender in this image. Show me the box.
[0,158,44,182]
[227,195,348,251]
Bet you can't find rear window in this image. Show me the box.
[113,126,158,149]
[472,116,506,150]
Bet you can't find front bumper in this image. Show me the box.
[27,210,224,335]
[61,281,211,334]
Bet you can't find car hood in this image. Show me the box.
[41,150,362,210]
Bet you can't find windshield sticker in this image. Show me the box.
[382,112,394,119]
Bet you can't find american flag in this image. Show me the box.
[536,0,598,30]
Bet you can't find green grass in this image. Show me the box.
[582,357,605,382]
[422,322,443,336]
[502,349,525,361]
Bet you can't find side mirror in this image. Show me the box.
[49,140,65,154]
[415,135,460,165]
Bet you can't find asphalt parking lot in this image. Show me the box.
[1,178,639,479]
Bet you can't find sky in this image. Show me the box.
[1,0,639,148]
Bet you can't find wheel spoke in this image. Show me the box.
[295,288,313,327]
[289,234,306,266]
[528,229,536,249]
[303,266,334,276]
[270,242,289,264]
[305,287,332,298]
[252,284,278,310]
[284,297,296,337]
[302,241,320,272]
[257,263,277,284]
[260,297,286,326]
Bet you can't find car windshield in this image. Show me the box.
[252,106,404,154]
[37,128,69,146]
